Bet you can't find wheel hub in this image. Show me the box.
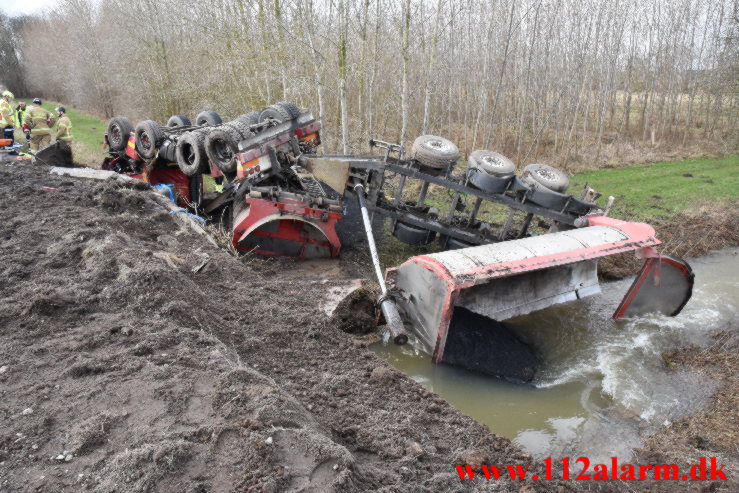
[427,140,450,152]
[482,156,503,168]
[535,168,557,181]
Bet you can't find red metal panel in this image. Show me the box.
[148,167,196,206]
[232,198,342,259]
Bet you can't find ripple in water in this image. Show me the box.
[372,248,738,461]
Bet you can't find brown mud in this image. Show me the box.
[0,163,577,492]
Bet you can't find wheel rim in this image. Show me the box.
[535,168,557,182]
[111,125,122,146]
[214,140,233,162]
[481,155,505,168]
[426,139,451,152]
[141,134,152,152]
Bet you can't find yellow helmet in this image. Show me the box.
[1,90,14,98]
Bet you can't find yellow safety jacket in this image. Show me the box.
[24,106,54,135]
[56,115,73,141]
[16,107,27,128]
[0,99,14,129]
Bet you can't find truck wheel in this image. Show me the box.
[521,163,569,193]
[276,101,301,117]
[176,130,209,176]
[167,114,191,127]
[259,101,300,123]
[134,120,163,159]
[393,220,436,246]
[468,150,516,177]
[225,121,255,140]
[411,135,459,170]
[205,128,239,175]
[107,116,134,152]
[439,235,475,250]
[235,111,260,126]
[195,110,223,126]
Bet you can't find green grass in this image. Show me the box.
[18,99,107,164]
[571,155,738,221]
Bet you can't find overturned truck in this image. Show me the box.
[102,102,694,380]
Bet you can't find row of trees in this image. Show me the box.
[2,0,737,165]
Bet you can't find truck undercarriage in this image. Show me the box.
[100,101,694,379]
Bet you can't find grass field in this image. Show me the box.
[571,155,738,221]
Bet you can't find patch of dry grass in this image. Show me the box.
[599,202,739,279]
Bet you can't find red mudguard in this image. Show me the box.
[613,253,694,319]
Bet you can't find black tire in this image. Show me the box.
[393,221,436,246]
[134,120,164,159]
[107,116,134,152]
[158,139,178,163]
[411,135,460,170]
[195,110,223,127]
[235,111,260,126]
[205,128,240,175]
[259,101,301,123]
[176,130,210,176]
[224,121,254,140]
[439,235,475,251]
[468,150,516,177]
[167,114,191,127]
[467,168,513,194]
[276,101,301,117]
[521,163,569,193]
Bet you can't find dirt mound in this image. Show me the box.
[330,287,378,335]
[0,163,561,491]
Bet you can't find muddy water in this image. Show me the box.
[372,248,739,461]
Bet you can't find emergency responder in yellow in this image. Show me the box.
[0,90,16,144]
[16,101,27,129]
[16,101,28,148]
[24,98,54,152]
[55,107,72,144]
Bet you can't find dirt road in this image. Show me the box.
[0,163,575,492]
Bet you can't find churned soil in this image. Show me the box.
[0,163,579,492]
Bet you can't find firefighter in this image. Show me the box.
[16,101,27,130]
[24,98,54,152]
[55,106,72,145]
[0,90,16,144]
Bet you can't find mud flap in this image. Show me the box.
[232,198,342,259]
[613,255,694,319]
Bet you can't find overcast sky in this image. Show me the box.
[1,0,57,16]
